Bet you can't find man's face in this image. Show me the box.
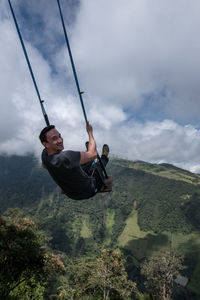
[43,128,64,154]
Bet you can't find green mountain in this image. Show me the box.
[1,154,200,298]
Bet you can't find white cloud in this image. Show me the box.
[107,119,200,173]
[71,0,200,121]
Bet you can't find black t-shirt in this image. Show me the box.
[42,149,96,200]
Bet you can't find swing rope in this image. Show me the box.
[57,0,87,124]
[8,0,50,126]
[57,0,108,179]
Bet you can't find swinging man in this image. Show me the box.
[39,122,111,200]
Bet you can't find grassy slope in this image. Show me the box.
[104,208,115,246]
[111,159,200,296]
[112,158,200,185]
[117,207,200,294]
[80,215,92,238]
[118,209,152,246]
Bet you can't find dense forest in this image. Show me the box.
[1,154,200,299]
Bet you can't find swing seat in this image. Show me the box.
[98,176,113,193]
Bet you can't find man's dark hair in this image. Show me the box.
[39,125,55,143]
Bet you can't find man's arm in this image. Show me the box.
[80,122,97,164]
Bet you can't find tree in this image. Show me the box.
[89,249,136,300]
[59,249,136,299]
[141,250,185,300]
[0,213,65,299]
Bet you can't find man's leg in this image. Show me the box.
[81,161,94,175]
[81,141,95,175]
[93,144,110,191]
[100,144,109,167]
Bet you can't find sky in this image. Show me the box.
[1,0,200,172]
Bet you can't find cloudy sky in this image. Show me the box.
[1,0,200,172]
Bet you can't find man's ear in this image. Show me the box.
[42,141,48,148]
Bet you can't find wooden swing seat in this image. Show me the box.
[98,176,113,193]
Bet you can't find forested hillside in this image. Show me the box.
[1,154,200,299]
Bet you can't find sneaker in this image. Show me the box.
[102,144,109,157]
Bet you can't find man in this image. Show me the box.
[39,122,110,200]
